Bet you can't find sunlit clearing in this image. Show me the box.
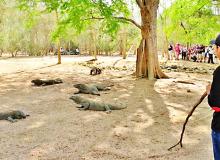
[28,121,45,129]
[145,98,154,113]
[82,113,102,123]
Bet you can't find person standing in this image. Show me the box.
[181,45,187,60]
[75,47,80,55]
[207,45,215,64]
[197,45,204,62]
[168,44,174,60]
[175,43,180,60]
[206,34,220,160]
[187,47,192,60]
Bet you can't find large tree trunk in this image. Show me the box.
[136,0,168,79]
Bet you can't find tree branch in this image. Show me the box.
[168,92,207,151]
[180,22,188,34]
[136,0,143,8]
[115,16,141,29]
[83,16,142,30]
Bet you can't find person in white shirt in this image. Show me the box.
[207,45,214,64]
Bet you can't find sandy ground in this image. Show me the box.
[0,55,217,160]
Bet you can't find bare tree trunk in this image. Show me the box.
[11,52,15,57]
[136,0,168,79]
[119,30,127,59]
[122,32,127,59]
[128,44,136,55]
[163,35,169,59]
[55,10,61,64]
[105,50,108,56]
[15,50,18,57]
[0,49,2,57]
[88,30,95,58]
[90,29,97,59]
[159,1,169,60]
[93,35,97,59]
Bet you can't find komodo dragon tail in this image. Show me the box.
[110,103,127,110]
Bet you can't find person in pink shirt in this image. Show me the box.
[175,43,180,60]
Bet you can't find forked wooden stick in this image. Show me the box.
[168,92,207,151]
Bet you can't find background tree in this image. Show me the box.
[161,0,220,45]
[18,0,167,79]
[119,29,127,59]
[8,0,219,79]
[0,0,56,57]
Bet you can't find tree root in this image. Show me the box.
[168,92,207,151]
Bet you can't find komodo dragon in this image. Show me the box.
[69,95,127,113]
[73,83,114,96]
[0,110,29,123]
[90,67,102,75]
[31,78,63,86]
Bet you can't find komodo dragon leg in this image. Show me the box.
[76,106,83,108]
[91,91,100,96]
[7,117,17,123]
[104,105,111,114]
[79,102,90,110]
[103,88,110,91]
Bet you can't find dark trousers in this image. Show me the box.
[212,130,220,160]
[182,52,187,60]
[208,54,214,64]
[191,56,197,62]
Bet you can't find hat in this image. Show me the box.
[214,34,220,47]
[210,39,215,45]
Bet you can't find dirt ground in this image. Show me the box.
[0,55,216,160]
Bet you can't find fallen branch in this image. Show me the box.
[174,80,195,85]
[86,58,97,62]
[168,92,207,151]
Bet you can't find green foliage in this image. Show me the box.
[17,0,132,40]
[0,0,55,56]
[161,0,220,45]
[0,0,139,56]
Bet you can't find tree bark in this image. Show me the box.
[119,31,127,59]
[136,0,168,79]
[55,10,61,64]
[163,35,169,59]
[90,29,97,59]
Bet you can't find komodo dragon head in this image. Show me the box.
[69,95,84,104]
[12,110,29,119]
[54,78,63,83]
[31,79,42,85]
[31,79,38,83]
[73,84,86,89]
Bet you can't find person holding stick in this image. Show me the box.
[206,34,220,160]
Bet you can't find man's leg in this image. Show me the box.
[208,55,211,63]
[212,130,220,160]
[211,55,214,64]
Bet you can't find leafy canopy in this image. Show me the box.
[17,0,132,40]
[161,0,220,45]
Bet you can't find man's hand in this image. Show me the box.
[206,83,211,95]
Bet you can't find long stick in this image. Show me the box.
[168,92,207,151]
